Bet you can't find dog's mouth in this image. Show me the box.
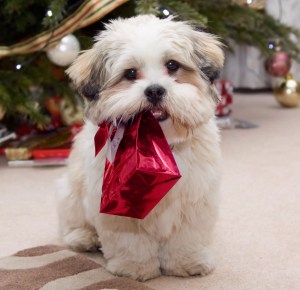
[150,107,169,122]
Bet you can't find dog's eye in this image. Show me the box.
[202,66,219,83]
[166,60,180,72]
[124,68,137,80]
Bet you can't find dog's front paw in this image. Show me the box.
[162,260,215,277]
[186,259,215,276]
[63,227,101,252]
[106,258,161,281]
[161,250,215,277]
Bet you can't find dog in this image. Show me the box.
[57,15,224,281]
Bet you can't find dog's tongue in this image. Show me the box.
[150,108,168,121]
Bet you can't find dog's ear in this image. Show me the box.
[66,47,106,101]
[191,30,224,83]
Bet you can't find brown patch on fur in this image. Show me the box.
[84,79,134,123]
[166,68,216,130]
[175,68,220,106]
[191,30,225,69]
[66,49,96,85]
[100,80,132,104]
[174,68,203,89]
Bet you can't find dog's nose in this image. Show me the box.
[144,85,166,105]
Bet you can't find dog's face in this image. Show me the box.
[67,15,224,144]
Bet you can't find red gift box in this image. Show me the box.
[94,111,181,219]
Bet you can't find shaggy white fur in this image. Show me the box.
[57,15,224,281]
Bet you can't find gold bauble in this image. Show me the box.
[273,74,300,108]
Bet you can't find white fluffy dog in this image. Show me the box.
[57,15,224,281]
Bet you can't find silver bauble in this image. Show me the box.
[47,34,80,67]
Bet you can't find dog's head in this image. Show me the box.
[67,15,224,144]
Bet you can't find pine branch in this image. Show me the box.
[0,55,75,126]
[42,0,68,28]
[159,0,207,27]
[186,0,300,60]
[0,0,49,44]
[135,0,160,15]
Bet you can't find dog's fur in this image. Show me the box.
[57,15,224,281]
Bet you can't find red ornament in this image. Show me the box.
[95,111,181,219]
[214,80,233,117]
[265,51,291,77]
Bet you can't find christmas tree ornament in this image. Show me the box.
[157,7,171,18]
[273,74,300,108]
[46,34,80,67]
[214,80,234,117]
[265,51,291,77]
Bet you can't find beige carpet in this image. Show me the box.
[0,93,299,289]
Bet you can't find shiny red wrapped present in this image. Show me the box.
[94,111,181,219]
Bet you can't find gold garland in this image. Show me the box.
[0,0,128,58]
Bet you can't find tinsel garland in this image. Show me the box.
[0,0,128,58]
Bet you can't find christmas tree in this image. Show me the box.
[1,0,299,126]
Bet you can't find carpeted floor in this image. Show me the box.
[0,93,299,289]
[0,245,153,290]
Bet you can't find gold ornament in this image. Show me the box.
[273,74,300,108]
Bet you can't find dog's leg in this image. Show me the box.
[98,218,161,281]
[159,203,217,277]
[56,175,100,252]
